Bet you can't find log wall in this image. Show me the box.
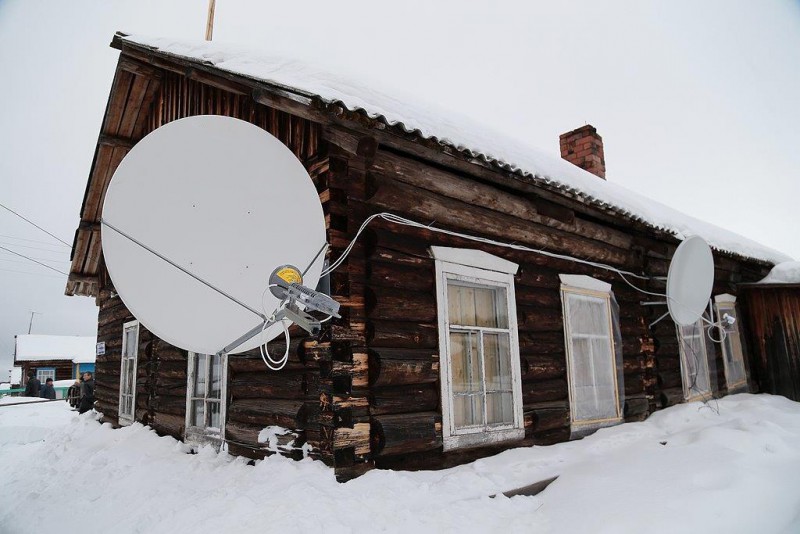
[323,140,772,471]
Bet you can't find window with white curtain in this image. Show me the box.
[715,295,748,391]
[118,320,139,425]
[432,246,524,451]
[677,319,712,401]
[185,352,227,445]
[560,275,622,429]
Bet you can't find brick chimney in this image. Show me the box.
[559,125,606,179]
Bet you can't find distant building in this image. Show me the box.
[13,335,96,385]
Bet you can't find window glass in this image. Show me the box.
[446,278,516,433]
[209,354,222,400]
[563,290,619,424]
[717,304,747,387]
[195,354,207,397]
[679,320,711,399]
[188,353,225,435]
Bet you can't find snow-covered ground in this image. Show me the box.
[1,394,799,533]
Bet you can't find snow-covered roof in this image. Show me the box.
[121,34,792,266]
[754,261,800,285]
[14,335,96,363]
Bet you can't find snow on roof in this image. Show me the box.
[122,34,792,266]
[14,335,96,363]
[754,261,800,285]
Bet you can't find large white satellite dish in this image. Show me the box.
[101,115,326,355]
[666,235,714,327]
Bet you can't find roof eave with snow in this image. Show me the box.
[113,33,792,266]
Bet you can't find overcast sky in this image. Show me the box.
[1,0,798,375]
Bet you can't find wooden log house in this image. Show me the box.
[13,334,97,385]
[65,33,792,481]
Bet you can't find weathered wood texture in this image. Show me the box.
[740,286,800,401]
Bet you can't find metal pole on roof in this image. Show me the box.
[205,0,216,41]
[27,311,40,334]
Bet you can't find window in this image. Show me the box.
[432,246,524,451]
[118,320,139,425]
[560,275,622,431]
[36,367,56,383]
[185,352,227,445]
[677,318,712,401]
[715,294,748,392]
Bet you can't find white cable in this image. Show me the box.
[258,284,290,371]
[321,212,662,298]
[260,318,290,371]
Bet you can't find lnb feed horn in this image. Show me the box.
[269,264,341,317]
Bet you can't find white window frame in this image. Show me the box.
[432,246,524,452]
[184,352,228,448]
[560,275,622,431]
[677,318,712,402]
[118,320,140,426]
[36,367,56,383]
[714,294,748,392]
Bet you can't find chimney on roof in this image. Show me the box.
[559,125,606,179]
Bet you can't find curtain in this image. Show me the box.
[565,292,618,422]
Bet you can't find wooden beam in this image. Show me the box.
[98,134,134,149]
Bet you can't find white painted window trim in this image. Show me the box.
[36,368,56,383]
[184,352,228,448]
[676,318,712,402]
[118,320,140,426]
[434,254,524,452]
[430,246,519,275]
[714,297,748,392]
[560,281,623,431]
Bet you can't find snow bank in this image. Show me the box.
[2,394,800,533]
[756,261,800,285]
[120,34,792,265]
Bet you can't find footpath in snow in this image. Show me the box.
[1,394,799,534]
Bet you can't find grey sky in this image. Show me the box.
[1,0,798,374]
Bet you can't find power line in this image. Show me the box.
[0,257,70,265]
[0,267,64,279]
[0,245,67,275]
[0,203,71,247]
[0,233,74,247]
[0,241,70,254]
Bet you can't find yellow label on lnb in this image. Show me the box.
[276,266,302,285]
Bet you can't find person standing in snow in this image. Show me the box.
[39,378,56,400]
[67,379,81,408]
[23,372,41,397]
[78,372,95,414]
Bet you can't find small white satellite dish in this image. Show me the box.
[666,235,714,327]
[101,115,326,355]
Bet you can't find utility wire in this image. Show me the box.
[0,245,67,275]
[0,233,71,247]
[0,241,69,254]
[0,203,71,247]
[0,267,64,279]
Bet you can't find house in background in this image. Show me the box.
[64,33,792,481]
[13,335,97,385]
